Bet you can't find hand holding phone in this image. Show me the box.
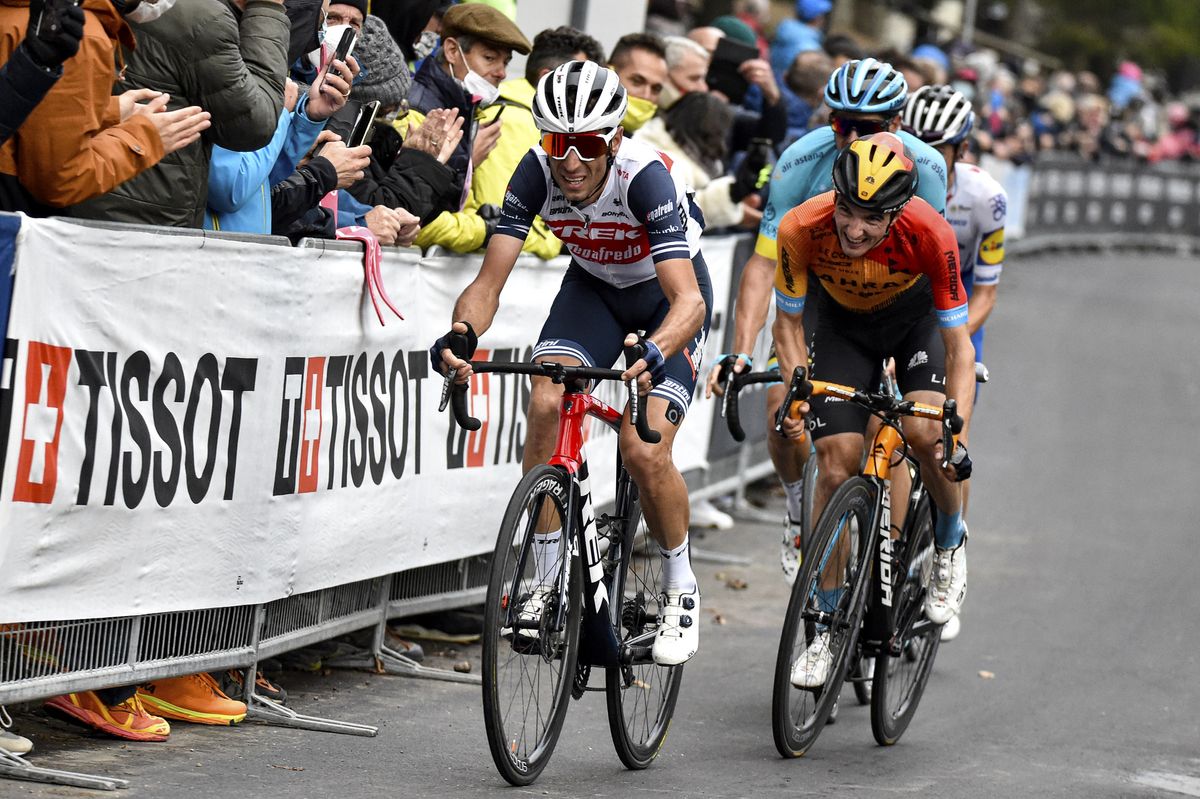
[349,100,382,148]
[25,0,85,69]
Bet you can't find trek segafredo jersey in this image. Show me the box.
[945,161,1007,295]
[495,136,704,289]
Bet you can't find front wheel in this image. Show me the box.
[606,492,683,769]
[482,465,582,786]
[871,493,941,745]
[772,477,875,758]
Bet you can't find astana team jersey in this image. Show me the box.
[945,161,1007,296]
[755,126,948,259]
[774,192,968,327]
[495,136,704,287]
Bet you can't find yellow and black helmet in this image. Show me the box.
[831,132,919,214]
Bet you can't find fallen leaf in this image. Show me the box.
[724,577,748,590]
[711,613,727,625]
[978,670,995,679]
[714,571,727,582]
[454,660,472,673]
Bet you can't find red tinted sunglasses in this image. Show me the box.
[540,129,617,161]
[829,115,891,138]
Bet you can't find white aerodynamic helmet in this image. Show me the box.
[532,60,628,134]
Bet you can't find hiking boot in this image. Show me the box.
[925,541,967,626]
[220,669,287,704]
[780,514,803,585]
[45,691,170,742]
[651,588,700,666]
[790,631,833,689]
[139,673,246,726]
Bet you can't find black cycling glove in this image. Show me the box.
[948,441,972,482]
[429,322,478,374]
[24,0,85,71]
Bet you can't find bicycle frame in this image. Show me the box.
[508,381,631,669]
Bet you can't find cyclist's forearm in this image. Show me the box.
[731,252,777,355]
[448,233,523,336]
[942,326,975,439]
[966,284,997,336]
[771,311,807,382]
[648,291,706,357]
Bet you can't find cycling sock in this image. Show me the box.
[659,536,698,593]
[935,509,965,550]
[783,477,805,523]
[532,532,561,584]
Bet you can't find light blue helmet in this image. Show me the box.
[824,57,909,115]
[796,0,833,21]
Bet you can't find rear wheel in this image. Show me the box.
[772,477,875,758]
[606,490,683,769]
[482,465,582,786]
[871,493,941,745]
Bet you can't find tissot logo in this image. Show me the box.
[9,340,258,508]
[13,342,70,504]
[445,347,532,470]
[273,350,430,496]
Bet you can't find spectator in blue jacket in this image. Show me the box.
[769,0,831,78]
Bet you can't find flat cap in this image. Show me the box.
[441,3,531,55]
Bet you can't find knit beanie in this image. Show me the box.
[353,15,412,109]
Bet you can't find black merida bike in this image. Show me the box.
[442,341,682,785]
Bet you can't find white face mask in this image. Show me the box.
[451,44,500,106]
[126,0,177,23]
[307,23,356,70]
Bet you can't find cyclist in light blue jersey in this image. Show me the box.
[706,57,949,582]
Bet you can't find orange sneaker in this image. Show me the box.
[44,691,170,742]
[138,673,247,726]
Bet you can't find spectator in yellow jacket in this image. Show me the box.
[414,25,604,259]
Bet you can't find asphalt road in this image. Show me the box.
[7,251,1200,798]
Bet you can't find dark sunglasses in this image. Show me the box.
[539,130,616,161]
[829,115,890,138]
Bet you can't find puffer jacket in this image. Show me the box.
[0,0,164,214]
[72,0,288,227]
[413,77,561,258]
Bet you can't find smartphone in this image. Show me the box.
[331,27,357,64]
[348,100,381,148]
[706,36,759,105]
[479,104,506,126]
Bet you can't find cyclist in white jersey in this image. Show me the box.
[705,58,949,583]
[901,83,1008,642]
[434,61,711,666]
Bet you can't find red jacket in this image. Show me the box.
[0,0,164,210]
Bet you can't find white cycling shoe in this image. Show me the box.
[780,515,803,586]
[925,539,967,626]
[652,588,700,666]
[504,584,553,641]
[940,613,962,642]
[790,631,833,689]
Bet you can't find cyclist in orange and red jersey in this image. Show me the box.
[771,132,974,689]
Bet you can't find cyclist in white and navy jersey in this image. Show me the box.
[433,60,711,666]
[902,84,1007,373]
[901,83,1008,643]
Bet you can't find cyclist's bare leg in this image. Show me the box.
[901,389,963,521]
[618,396,687,551]
[813,432,863,590]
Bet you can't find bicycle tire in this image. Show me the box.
[482,465,582,786]
[772,477,875,758]
[606,491,683,769]
[870,492,941,746]
[798,443,819,549]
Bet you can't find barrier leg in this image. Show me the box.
[245,692,378,737]
[0,749,128,791]
[716,443,780,524]
[324,601,482,686]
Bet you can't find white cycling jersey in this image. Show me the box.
[945,161,1008,293]
[496,136,704,289]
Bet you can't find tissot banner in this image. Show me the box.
[0,218,733,622]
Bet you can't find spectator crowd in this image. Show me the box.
[1,0,1197,757]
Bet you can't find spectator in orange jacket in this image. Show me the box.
[0,0,211,215]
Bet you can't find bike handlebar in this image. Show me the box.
[437,345,662,444]
[720,369,781,442]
